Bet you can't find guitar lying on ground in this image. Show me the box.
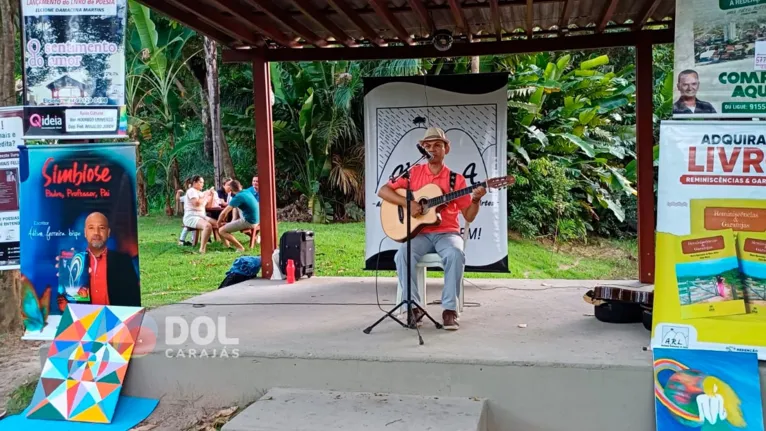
[380,175,515,242]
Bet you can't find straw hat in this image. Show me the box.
[419,127,450,145]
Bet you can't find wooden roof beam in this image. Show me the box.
[211,0,299,48]
[633,0,663,30]
[164,0,264,47]
[326,0,387,46]
[597,0,620,33]
[407,0,435,35]
[558,0,573,32]
[368,0,415,45]
[447,0,471,38]
[136,0,235,46]
[241,0,328,47]
[291,0,357,47]
[526,0,533,37]
[489,0,502,41]
[222,28,675,63]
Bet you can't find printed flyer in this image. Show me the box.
[20,0,128,139]
[673,0,766,118]
[651,121,766,359]
[0,108,22,270]
[19,143,141,338]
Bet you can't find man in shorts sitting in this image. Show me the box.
[216,180,260,251]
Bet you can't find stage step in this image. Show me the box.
[222,387,488,431]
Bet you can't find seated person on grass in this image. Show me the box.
[216,180,259,251]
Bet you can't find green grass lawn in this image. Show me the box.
[137,214,637,308]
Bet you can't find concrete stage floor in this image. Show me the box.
[147,276,653,367]
[120,277,766,431]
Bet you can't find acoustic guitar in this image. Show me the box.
[380,175,515,242]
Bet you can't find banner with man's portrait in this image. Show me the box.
[19,143,140,339]
[673,0,766,118]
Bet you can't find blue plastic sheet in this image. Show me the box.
[0,396,159,431]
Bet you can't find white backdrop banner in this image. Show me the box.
[363,73,509,272]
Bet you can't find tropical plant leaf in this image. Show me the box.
[523,125,548,147]
[555,133,596,158]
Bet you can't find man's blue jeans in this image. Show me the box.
[394,232,465,311]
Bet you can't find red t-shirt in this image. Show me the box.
[388,164,472,234]
[89,250,110,305]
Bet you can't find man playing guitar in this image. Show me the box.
[377,127,486,330]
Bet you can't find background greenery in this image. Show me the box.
[122,2,673,246]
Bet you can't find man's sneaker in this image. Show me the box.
[442,310,459,330]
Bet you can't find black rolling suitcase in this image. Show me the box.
[279,230,315,280]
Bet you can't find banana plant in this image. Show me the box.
[128,0,198,214]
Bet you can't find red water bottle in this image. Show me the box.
[286,259,295,284]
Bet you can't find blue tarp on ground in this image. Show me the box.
[0,396,159,431]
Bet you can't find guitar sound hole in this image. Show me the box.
[398,205,404,223]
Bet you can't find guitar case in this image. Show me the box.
[279,230,315,280]
[585,285,653,324]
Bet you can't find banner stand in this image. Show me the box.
[362,73,509,273]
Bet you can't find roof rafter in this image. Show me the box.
[325,0,387,46]
[447,0,471,37]
[634,0,663,30]
[290,0,357,47]
[597,0,620,33]
[489,0,502,41]
[558,0,573,32]
[241,0,328,47]
[165,0,264,46]
[407,0,434,35]
[210,0,299,48]
[526,0,534,37]
[367,0,415,45]
[137,0,234,46]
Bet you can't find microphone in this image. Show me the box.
[416,143,433,160]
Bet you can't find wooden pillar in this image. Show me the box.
[252,54,278,279]
[635,35,655,284]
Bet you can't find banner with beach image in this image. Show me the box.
[673,0,766,118]
[651,121,766,360]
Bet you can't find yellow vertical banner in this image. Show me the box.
[651,121,766,359]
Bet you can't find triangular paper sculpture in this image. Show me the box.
[27,304,145,423]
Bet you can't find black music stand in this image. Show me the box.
[363,154,443,344]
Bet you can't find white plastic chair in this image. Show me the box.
[396,222,470,315]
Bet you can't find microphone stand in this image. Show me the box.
[364,152,443,344]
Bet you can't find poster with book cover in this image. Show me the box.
[20,0,128,139]
[19,143,141,339]
[673,0,766,118]
[651,121,766,360]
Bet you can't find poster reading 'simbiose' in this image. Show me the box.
[652,121,766,360]
[19,143,140,336]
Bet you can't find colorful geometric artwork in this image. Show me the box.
[653,347,764,430]
[26,304,145,423]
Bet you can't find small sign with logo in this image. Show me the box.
[23,106,127,139]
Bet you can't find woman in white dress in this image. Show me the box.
[183,175,218,253]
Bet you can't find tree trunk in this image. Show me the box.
[0,0,22,334]
[135,144,149,216]
[0,0,17,106]
[201,89,213,160]
[470,56,480,74]
[203,37,235,188]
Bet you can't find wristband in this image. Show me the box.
[472,197,480,204]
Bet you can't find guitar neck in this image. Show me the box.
[426,181,487,207]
